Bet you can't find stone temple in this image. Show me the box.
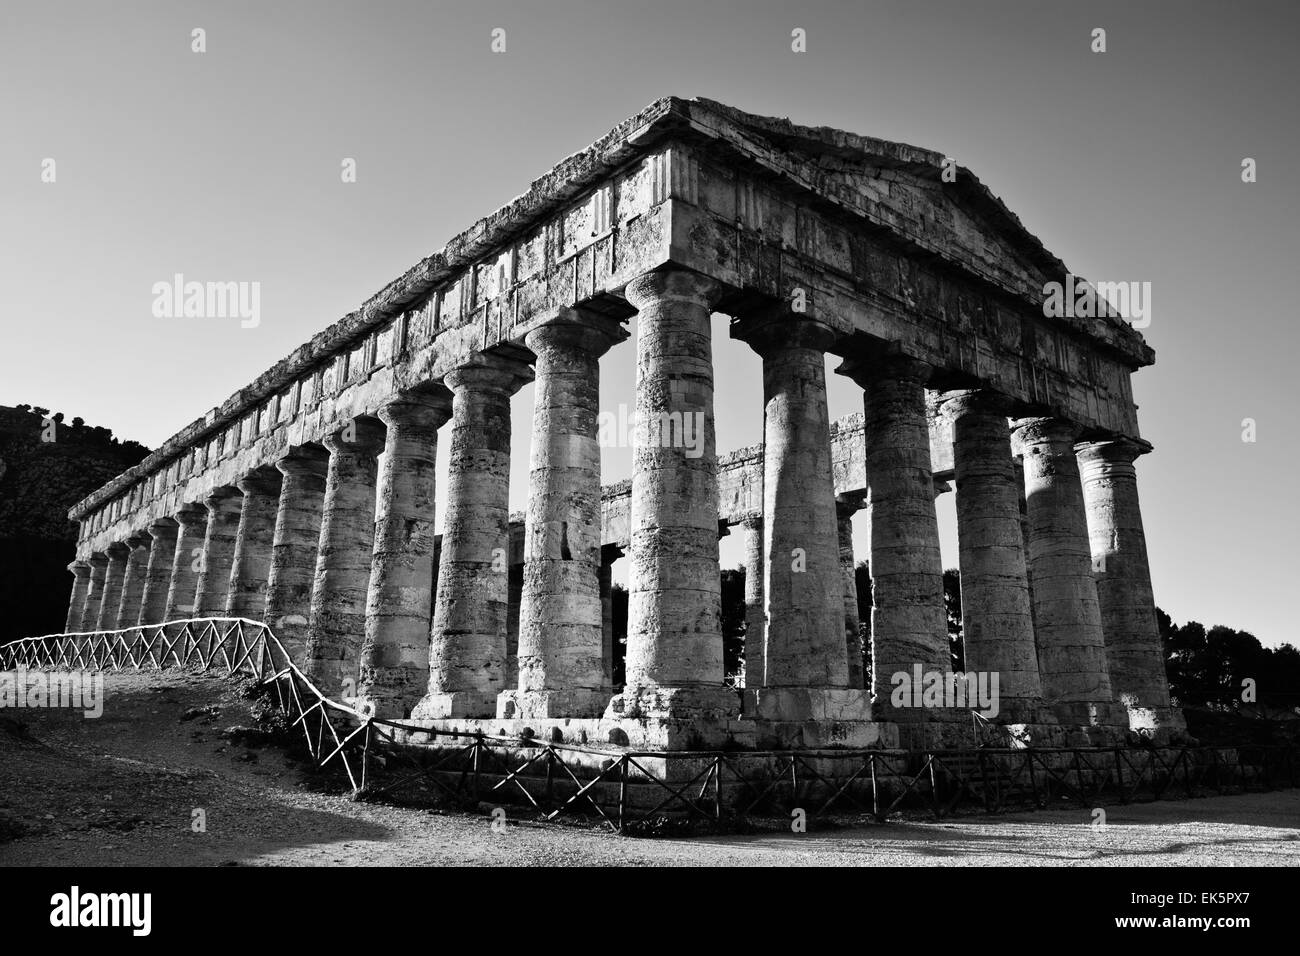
[62,97,1179,752]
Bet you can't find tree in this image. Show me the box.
[1158,608,1300,711]
[943,568,964,670]
[720,567,746,682]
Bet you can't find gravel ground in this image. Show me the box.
[2,671,1298,867]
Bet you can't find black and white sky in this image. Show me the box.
[2,0,1296,645]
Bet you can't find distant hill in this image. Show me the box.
[0,405,150,642]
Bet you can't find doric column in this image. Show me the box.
[80,553,109,632]
[265,447,330,661]
[619,269,736,720]
[356,388,452,719]
[114,535,152,630]
[137,519,178,626]
[65,561,91,633]
[504,312,624,719]
[1076,437,1173,715]
[1012,417,1113,708]
[937,390,1041,700]
[1012,454,1037,634]
[95,544,128,636]
[94,547,131,633]
[836,493,867,689]
[163,504,209,622]
[304,418,386,696]
[735,308,847,691]
[840,354,950,708]
[225,468,283,619]
[739,515,765,688]
[419,358,530,718]
[192,488,242,617]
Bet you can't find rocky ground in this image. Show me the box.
[1,670,1298,867]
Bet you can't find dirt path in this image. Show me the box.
[2,671,1298,866]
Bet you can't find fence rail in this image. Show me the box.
[4,620,1297,834]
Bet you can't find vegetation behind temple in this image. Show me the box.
[0,405,150,643]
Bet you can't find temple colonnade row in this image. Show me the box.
[65,266,1170,726]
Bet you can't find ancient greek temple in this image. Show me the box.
[62,98,1178,751]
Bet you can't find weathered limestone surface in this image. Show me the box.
[1077,438,1175,721]
[356,390,453,718]
[842,354,949,710]
[735,309,847,694]
[137,519,177,626]
[225,468,282,618]
[163,504,208,622]
[505,313,624,719]
[940,390,1041,700]
[305,419,386,695]
[419,356,530,718]
[619,270,735,719]
[95,543,129,632]
[114,535,151,630]
[739,515,764,687]
[1012,454,1037,635]
[1013,418,1113,709]
[264,448,329,661]
[65,561,90,633]
[80,554,110,634]
[193,489,242,617]
[79,553,108,633]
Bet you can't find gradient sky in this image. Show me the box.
[2,1,1296,645]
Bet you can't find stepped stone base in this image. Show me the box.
[393,712,899,753]
[886,699,1186,749]
[1122,702,1190,744]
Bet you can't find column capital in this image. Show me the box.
[237,465,283,497]
[522,308,627,358]
[444,352,534,397]
[105,542,130,559]
[147,517,178,538]
[175,503,208,527]
[87,552,110,568]
[379,386,454,429]
[1075,436,1152,468]
[323,416,386,456]
[126,533,152,551]
[276,444,330,479]
[738,512,763,532]
[68,560,91,575]
[731,306,836,356]
[1011,415,1082,449]
[933,387,1016,420]
[836,351,934,389]
[205,486,244,515]
[624,268,724,311]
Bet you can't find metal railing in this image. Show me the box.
[4,620,1298,834]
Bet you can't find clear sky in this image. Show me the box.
[2,1,1296,645]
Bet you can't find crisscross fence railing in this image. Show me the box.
[4,619,1299,834]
